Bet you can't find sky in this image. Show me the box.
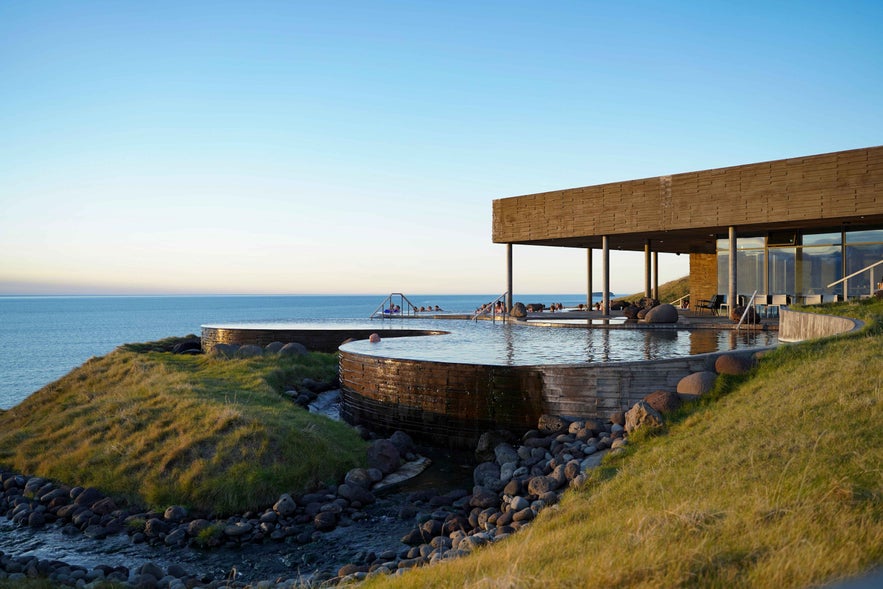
[1,1,881,296]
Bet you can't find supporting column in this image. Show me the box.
[653,251,659,300]
[602,236,610,316]
[586,247,593,310]
[728,226,737,317]
[506,244,513,311]
[644,240,651,297]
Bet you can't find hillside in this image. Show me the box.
[613,275,690,306]
[368,298,883,588]
[0,340,366,514]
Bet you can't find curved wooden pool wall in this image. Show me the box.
[201,326,447,354]
[339,346,763,449]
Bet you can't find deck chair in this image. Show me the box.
[696,294,724,315]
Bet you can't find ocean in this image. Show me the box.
[0,293,599,410]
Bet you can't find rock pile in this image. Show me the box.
[622,297,679,324]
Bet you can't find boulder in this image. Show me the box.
[172,340,201,354]
[337,483,374,506]
[366,439,401,475]
[469,486,499,509]
[527,475,559,496]
[163,505,187,522]
[509,302,527,318]
[344,468,374,489]
[537,414,569,435]
[642,390,682,414]
[715,353,754,375]
[280,342,308,356]
[644,303,679,323]
[473,461,502,491]
[493,443,519,466]
[237,344,263,358]
[212,343,239,358]
[625,401,664,433]
[677,371,718,398]
[474,430,514,463]
[273,494,297,517]
[388,431,416,456]
[264,341,285,353]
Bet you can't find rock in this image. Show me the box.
[388,431,415,455]
[264,341,285,353]
[493,443,519,466]
[338,483,374,505]
[163,505,187,522]
[273,494,297,517]
[73,487,103,507]
[237,344,264,358]
[344,468,374,489]
[473,462,502,491]
[368,333,381,343]
[172,340,201,354]
[90,497,118,515]
[313,511,337,532]
[537,414,569,435]
[367,439,401,475]
[224,521,253,537]
[527,475,559,496]
[509,302,527,318]
[212,343,239,358]
[474,430,514,463]
[470,486,499,509]
[677,371,718,398]
[280,342,308,356]
[642,390,682,414]
[715,353,755,375]
[625,401,664,433]
[187,519,211,536]
[144,518,169,538]
[644,303,679,323]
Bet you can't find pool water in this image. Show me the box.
[340,320,777,366]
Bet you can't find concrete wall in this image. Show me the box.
[778,308,862,343]
[201,326,446,354]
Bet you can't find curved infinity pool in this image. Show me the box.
[338,319,777,365]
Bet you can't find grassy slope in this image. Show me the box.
[370,298,883,588]
[613,275,690,306]
[0,343,366,515]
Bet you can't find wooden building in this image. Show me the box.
[492,146,883,313]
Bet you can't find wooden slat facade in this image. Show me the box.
[492,146,883,254]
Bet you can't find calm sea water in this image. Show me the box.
[0,294,597,410]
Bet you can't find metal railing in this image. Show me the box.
[370,293,420,319]
[669,293,690,307]
[827,259,883,298]
[471,292,509,322]
[736,290,759,330]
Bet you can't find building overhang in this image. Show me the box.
[492,146,883,254]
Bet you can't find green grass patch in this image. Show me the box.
[0,339,366,515]
[369,298,883,588]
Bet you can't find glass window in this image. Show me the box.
[717,251,729,294]
[716,238,729,251]
[737,249,764,295]
[737,236,765,250]
[846,229,883,244]
[802,232,841,246]
[798,245,842,296]
[768,230,797,246]
[768,247,795,295]
[845,243,883,297]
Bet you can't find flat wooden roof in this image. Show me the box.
[492,146,883,254]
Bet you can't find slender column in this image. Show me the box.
[602,236,610,316]
[586,248,593,310]
[728,226,737,315]
[506,244,513,311]
[653,251,659,299]
[644,241,651,297]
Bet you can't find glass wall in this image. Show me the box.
[715,227,882,300]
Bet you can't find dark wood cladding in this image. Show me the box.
[201,327,446,354]
[492,146,883,252]
[339,346,763,449]
[339,352,544,448]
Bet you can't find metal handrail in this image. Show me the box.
[736,290,759,330]
[827,259,883,287]
[370,292,420,319]
[669,293,690,306]
[471,292,509,322]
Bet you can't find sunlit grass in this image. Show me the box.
[367,298,883,588]
[0,342,365,515]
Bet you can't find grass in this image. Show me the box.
[0,339,366,515]
[613,275,690,306]
[367,298,883,588]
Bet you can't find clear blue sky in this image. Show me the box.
[2,1,881,295]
